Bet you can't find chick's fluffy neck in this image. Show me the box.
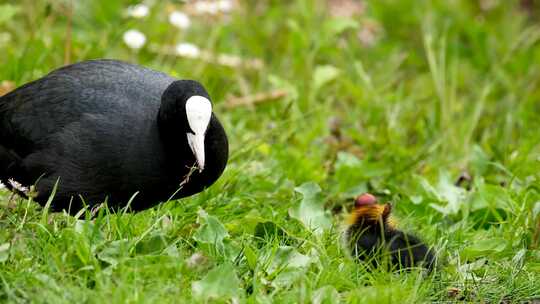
[347,203,396,231]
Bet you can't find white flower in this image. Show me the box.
[175,42,200,58]
[8,178,28,193]
[193,0,233,15]
[169,11,191,29]
[0,181,5,189]
[126,4,149,18]
[123,29,146,50]
[217,53,241,67]
[194,1,220,15]
[217,0,233,12]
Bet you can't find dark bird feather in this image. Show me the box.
[345,194,435,271]
[0,59,228,213]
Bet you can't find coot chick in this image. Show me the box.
[345,193,435,271]
[0,59,228,213]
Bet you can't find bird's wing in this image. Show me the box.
[0,59,174,156]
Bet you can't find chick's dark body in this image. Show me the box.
[0,60,228,212]
[345,199,435,271]
[347,221,435,270]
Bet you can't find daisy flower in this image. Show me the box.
[169,11,191,29]
[126,4,150,18]
[175,42,200,58]
[123,29,146,50]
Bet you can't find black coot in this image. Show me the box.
[0,59,228,213]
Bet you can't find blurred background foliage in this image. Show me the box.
[1,0,540,302]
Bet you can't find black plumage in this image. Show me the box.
[345,194,435,271]
[0,59,228,213]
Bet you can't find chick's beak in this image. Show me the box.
[187,132,205,172]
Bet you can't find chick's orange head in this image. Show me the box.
[347,193,395,228]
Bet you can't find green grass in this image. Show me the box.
[1,0,540,302]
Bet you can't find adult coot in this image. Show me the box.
[0,59,228,213]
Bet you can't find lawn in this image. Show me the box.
[1,0,540,302]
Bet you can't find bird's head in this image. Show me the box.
[160,80,213,172]
[347,193,395,229]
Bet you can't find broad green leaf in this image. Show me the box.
[313,65,341,93]
[469,183,511,211]
[272,267,307,288]
[335,152,392,179]
[0,4,20,25]
[425,171,467,215]
[227,209,265,235]
[97,239,131,266]
[193,209,229,248]
[312,285,340,304]
[324,17,359,35]
[265,246,314,288]
[335,152,362,168]
[0,242,10,262]
[453,258,488,281]
[333,152,388,195]
[135,233,168,255]
[470,145,490,176]
[342,184,368,198]
[265,246,313,274]
[409,195,423,205]
[164,245,180,258]
[74,220,95,234]
[192,263,240,302]
[436,171,466,214]
[73,219,105,245]
[461,238,508,260]
[289,182,331,233]
[244,245,258,270]
[34,274,62,293]
[414,175,440,200]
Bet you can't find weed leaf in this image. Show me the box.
[289,182,331,233]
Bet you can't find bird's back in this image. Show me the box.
[0,59,175,155]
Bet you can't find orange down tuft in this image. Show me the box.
[347,203,396,229]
